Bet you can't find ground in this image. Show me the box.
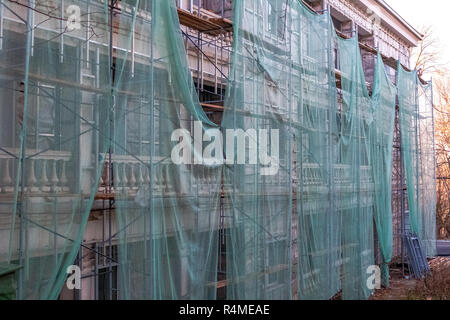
[370,268,418,300]
[371,257,450,300]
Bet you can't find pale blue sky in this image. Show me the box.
[385,0,450,66]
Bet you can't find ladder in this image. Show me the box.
[404,233,431,279]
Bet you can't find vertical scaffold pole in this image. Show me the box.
[108,0,116,301]
[17,0,35,300]
[148,0,156,298]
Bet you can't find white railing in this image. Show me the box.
[101,155,153,194]
[100,154,223,197]
[0,148,72,194]
[0,147,375,198]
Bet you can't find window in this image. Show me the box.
[267,1,286,39]
[96,244,118,300]
[97,266,118,300]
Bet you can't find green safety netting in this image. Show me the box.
[0,0,437,301]
[335,34,375,300]
[417,81,437,257]
[222,0,295,300]
[0,263,21,299]
[113,0,221,300]
[369,53,397,287]
[292,3,340,300]
[397,65,436,257]
[223,0,407,300]
[339,40,399,293]
[0,0,111,299]
[397,67,421,239]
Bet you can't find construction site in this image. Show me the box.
[0,0,438,300]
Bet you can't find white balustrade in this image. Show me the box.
[104,154,167,196]
[0,148,72,195]
[99,154,375,199]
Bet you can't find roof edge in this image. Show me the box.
[375,0,424,40]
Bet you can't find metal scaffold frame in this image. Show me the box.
[1,0,434,300]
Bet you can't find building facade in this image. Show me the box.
[0,0,425,300]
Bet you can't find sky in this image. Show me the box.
[385,0,450,67]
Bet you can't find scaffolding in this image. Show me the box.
[0,0,436,300]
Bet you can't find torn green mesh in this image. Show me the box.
[397,65,436,257]
[336,34,375,300]
[417,81,437,257]
[222,0,296,300]
[370,53,397,287]
[223,0,428,300]
[113,0,221,300]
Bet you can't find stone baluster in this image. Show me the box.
[158,166,164,194]
[98,163,105,193]
[206,168,211,194]
[168,165,174,194]
[129,163,137,191]
[50,159,60,192]
[335,167,339,185]
[144,165,150,185]
[104,161,111,191]
[200,168,207,195]
[60,160,69,192]
[197,168,203,195]
[162,165,169,194]
[40,159,50,192]
[1,158,13,193]
[311,167,315,186]
[305,168,309,186]
[122,162,129,193]
[114,162,122,192]
[27,159,38,193]
[153,166,160,193]
[211,169,216,190]
[193,168,199,191]
[308,167,313,186]
[196,168,202,191]
[137,164,144,187]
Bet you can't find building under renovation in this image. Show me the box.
[0,0,437,300]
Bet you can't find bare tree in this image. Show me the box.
[434,78,450,238]
[412,26,450,239]
[411,26,447,79]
